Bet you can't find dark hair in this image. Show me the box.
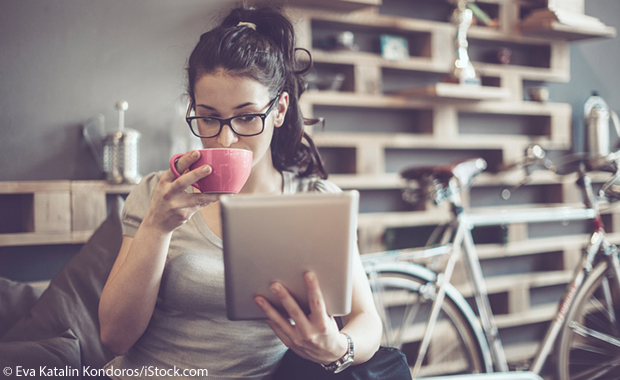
[186,3,327,179]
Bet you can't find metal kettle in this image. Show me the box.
[83,101,142,184]
[584,92,620,157]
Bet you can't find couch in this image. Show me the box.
[0,197,124,379]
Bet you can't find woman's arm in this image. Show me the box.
[254,248,382,366]
[99,152,219,355]
[337,254,383,364]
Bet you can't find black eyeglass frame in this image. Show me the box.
[186,94,281,138]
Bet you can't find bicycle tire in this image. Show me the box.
[557,260,620,380]
[366,262,492,377]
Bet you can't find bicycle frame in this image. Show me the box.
[368,163,620,378]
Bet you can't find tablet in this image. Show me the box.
[220,190,359,320]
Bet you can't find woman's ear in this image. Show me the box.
[274,92,289,128]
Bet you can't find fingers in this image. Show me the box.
[165,150,213,192]
[172,164,212,193]
[270,282,309,326]
[175,150,201,173]
[305,271,328,317]
[254,296,297,338]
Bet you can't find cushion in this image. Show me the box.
[1,196,124,370]
[0,277,44,337]
[0,329,81,379]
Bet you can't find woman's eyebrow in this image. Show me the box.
[196,102,257,111]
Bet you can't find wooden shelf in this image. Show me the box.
[357,207,452,229]
[393,83,511,101]
[493,304,558,330]
[455,270,573,299]
[290,0,618,350]
[0,232,81,247]
[521,21,616,41]
[0,180,70,193]
[312,132,565,150]
[286,0,381,11]
[329,173,404,189]
[0,180,134,248]
[519,8,617,41]
[311,50,448,74]
[304,92,571,114]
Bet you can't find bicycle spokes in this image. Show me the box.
[561,263,620,380]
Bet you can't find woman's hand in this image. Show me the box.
[254,271,349,365]
[143,150,219,233]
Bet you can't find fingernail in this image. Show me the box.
[271,283,281,294]
[254,297,264,307]
[202,165,211,173]
[192,151,199,158]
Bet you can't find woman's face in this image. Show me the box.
[192,71,287,171]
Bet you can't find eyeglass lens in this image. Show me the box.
[190,115,263,137]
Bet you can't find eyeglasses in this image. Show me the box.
[186,94,280,138]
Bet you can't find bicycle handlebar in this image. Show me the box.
[504,146,620,204]
[500,145,556,200]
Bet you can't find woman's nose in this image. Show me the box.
[217,123,239,147]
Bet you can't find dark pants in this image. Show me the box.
[272,347,412,380]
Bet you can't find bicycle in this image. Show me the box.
[361,147,620,380]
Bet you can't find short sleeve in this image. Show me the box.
[122,171,163,237]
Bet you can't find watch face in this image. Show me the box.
[333,356,354,373]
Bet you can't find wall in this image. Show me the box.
[548,0,620,152]
[0,0,235,181]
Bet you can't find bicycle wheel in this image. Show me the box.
[557,260,620,380]
[367,262,490,377]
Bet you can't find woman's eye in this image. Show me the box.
[237,116,258,124]
[200,117,220,125]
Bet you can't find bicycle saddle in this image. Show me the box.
[400,158,487,188]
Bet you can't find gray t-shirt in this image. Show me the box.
[104,171,341,380]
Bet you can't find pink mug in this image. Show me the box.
[169,148,253,194]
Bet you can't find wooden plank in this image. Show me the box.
[71,189,107,232]
[495,304,558,329]
[304,91,572,117]
[311,50,446,74]
[32,191,71,233]
[507,222,528,242]
[433,105,458,140]
[0,181,70,194]
[329,173,403,189]
[354,64,382,95]
[312,131,564,151]
[508,283,530,314]
[286,0,381,12]
[394,83,511,101]
[71,180,135,194]
[357,205,452,229]
[355,143,384,175]
[0,232,76,247]
[455,269,573,298]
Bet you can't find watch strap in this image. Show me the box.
[321,333,354,373]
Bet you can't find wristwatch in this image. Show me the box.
[321,333,354,373]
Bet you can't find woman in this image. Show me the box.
[98,3,382,379]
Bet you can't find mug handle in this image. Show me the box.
[169,153,200,190]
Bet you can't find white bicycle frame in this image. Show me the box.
[364,156,620,379]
